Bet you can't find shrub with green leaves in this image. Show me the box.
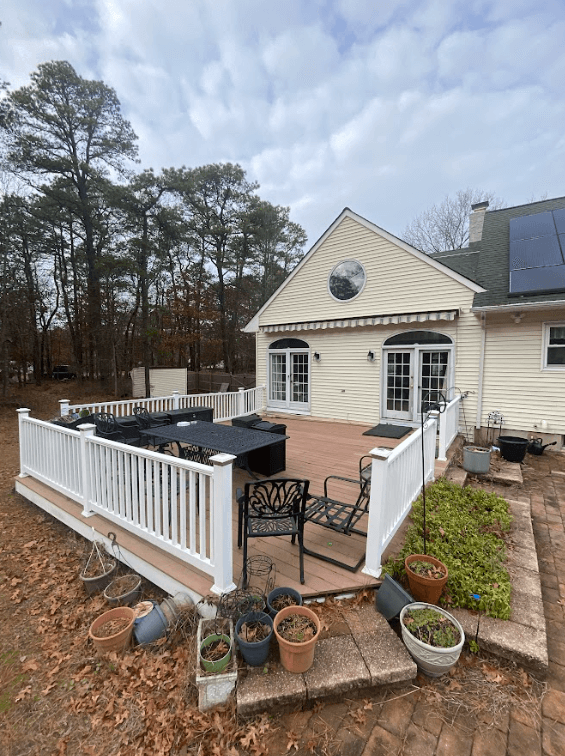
[383,479,513,620]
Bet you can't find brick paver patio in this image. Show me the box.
[260,453,565,756]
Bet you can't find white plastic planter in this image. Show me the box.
[400,602,465,677]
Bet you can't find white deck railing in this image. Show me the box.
[437,394,463,461]
[363,414,438,578]
[17,409,236,594]
[61,385,267,424]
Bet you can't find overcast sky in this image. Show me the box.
[1,0,564,246]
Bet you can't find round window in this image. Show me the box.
[328,260,366,301]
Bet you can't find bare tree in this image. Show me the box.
[403,188,505,254]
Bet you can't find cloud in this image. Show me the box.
[1,0,564,245]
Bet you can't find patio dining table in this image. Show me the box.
[139,421,289,477]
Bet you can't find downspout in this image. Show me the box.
[475,312,486,433]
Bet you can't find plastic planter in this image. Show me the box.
[133,601,168,645]
[195,619,236,711]
[376,574,414,620]
[266,587,303,618]
[497,436,529,463]
[235,611,273,666]
[79,559,116,596]
[200,634,232,673]
[400,602,465,677]
[103,574,142,607]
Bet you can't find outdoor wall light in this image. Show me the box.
[313,352,321,362]
[367,350,375,362]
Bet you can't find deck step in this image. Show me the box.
[236,603,417,717]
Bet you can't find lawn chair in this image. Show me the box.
[303,456,372,572]
[91,412,142,447]
[133,406,172,453]
[237,478,310,585]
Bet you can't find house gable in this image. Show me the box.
[247,208,483,331]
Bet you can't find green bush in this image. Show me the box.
[382,479,513,620]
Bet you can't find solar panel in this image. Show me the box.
[510,264,565,295]
[509,235,564,270]
[553,209,565,235]
[509,211,555,241]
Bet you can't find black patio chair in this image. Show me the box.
[237,478,310,586]
[303,456,372,572]
[91,412,142,447]
[133,406,172,453]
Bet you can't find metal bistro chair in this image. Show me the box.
[133,406,173,453]
[91,412,142,447]
[237,478,310,586]
[303,456,372,572]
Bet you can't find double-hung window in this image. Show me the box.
[543,322,565,369]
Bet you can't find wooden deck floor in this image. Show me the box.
[17,417,415,600]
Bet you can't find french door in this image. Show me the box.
[268,349,310,412]
[384,348,451,422]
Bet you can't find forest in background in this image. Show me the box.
[0,61,307,395]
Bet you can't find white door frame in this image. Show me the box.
[381,344,454,424]
[267,346,311,413]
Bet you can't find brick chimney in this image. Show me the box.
[469,201,489,243]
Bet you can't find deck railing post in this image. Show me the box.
[210,453,237,595]
[362,447,393,579]
[78,423,97,517]
[238,387,245,417]
[17,408,31,478]
[59,399,70,417]
[172,390,180,410]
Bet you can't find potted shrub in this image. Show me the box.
[235,611,273,666]
[273,605,320,673]
[400,602,464,677]
[266,587,303,618]
[404,554,448,605]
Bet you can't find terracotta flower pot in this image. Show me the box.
[273,605,321,673]
[89,606,135,654]
[404,554,448,605]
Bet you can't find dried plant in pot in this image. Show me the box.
[79,541,116,595]
[89,606,135,654]
[266,587,303,618]
[273,605,320,673]
[400,602,464,677]
[235,611,273,667]
[103,574,142,607]
[199,617,233,673]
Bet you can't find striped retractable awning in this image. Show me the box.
[260,309,459,334]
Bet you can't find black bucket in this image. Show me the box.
[497,436,529,463]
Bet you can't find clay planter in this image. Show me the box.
[405,554,448,605]
[79,559,116,596]
[400,602,465,677]
[89,606,135,654]
[103,574,142,607]
[273,605,321,673]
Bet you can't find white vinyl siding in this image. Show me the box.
[259,217,475,327]
[480,310,565,434]
[256,305,481,428]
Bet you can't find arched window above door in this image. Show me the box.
[269,338,309,349]
[384,331,452,346]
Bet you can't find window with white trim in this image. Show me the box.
[543,322,565,368]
